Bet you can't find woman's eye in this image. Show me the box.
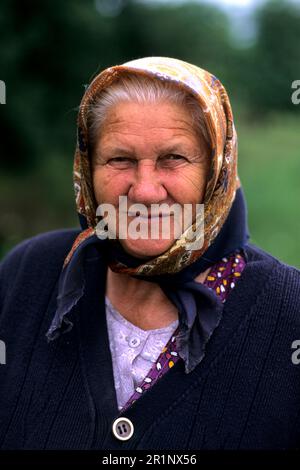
[107,157,135,168]
[159,154,187,167]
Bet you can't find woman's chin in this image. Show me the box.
[119,238,174,259]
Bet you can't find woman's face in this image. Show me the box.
[92,100,209,258]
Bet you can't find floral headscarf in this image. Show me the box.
[66,56,240,276]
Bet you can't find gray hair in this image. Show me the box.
[87,73,210,153]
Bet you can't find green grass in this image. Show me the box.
[237,113,300,268]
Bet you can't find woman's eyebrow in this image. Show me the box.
[97,146,137,157]
[97,143,197,158]
[155,143,191,155]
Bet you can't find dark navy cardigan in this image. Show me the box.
[0,228,300,450]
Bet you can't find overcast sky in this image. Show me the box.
[204,0,260,7]
[140,0,263,8]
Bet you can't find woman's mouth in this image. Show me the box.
[127,212,172,219]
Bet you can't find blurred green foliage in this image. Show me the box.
[0,0,299,266]
[238,113,300,267]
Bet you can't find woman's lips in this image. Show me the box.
[127,213,172,219]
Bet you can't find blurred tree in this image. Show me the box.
[0,0,145,172]
[129,2,232,80]
[244,0,300,113]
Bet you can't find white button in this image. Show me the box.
[128,337,141,348]
[112,417,134,441]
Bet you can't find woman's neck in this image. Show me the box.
[105,266,210,331]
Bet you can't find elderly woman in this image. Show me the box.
[0,57,300,451]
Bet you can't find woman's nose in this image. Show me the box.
[128,160,167,204]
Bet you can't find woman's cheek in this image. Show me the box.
[167,168,205,204]
[94,170,130,205]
